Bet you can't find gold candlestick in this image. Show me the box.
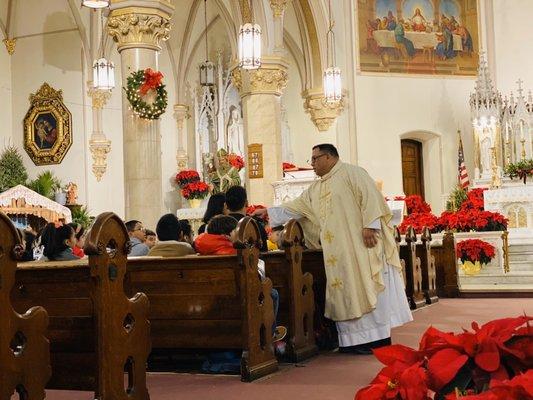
[505,139,511,166]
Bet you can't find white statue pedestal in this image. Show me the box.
[272,170,317,206]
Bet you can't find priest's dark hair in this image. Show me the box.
[312,143,339,158]
[41,223,75,260]
[207,215,238,235]
[156,214,182,242]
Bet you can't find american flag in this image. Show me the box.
[458,134,470,189]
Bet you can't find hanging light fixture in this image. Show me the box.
[92,9,115,91]
[323,0,342,103]
[82,0,109,9]
[199,0,215,86]
[238,0,261,69]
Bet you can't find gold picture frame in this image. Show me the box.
[23,83,72,165]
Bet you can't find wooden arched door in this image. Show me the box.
[401,139,425,198]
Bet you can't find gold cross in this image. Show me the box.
[323,231,334,244]
[326,254,338,267]
[331,278,343,289]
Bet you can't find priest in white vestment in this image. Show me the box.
[257,144,412,354]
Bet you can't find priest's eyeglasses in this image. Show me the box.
[308,154,327,165]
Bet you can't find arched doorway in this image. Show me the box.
[401,139,425,198]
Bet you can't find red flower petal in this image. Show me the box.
[427,348,469,390]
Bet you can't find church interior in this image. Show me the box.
[1,0,532,399]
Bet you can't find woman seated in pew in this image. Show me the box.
[194,215,287,342]
[148,214,195,257]
[197,193,227,235]
[40,223,81,261]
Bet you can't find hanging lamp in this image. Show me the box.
[323,0,342,103]
[82,0,109,9]
[199,0,215,86]
[238,0,262,69]
[92,9,115,91]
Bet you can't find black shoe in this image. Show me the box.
[370,337,392,349]
[338,345,373,355]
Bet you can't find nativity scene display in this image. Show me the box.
[357,0,479,75]
[23,83,73,166]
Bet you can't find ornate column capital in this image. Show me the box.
[107,1,174,52]
[89,137,112,182]
[269,0,289,17]
[3,38,16,55]
[173,104,190,171]
[303,89,345,131]
[231,56,289,98]
[87,85,112,109]
[173,104,190,124]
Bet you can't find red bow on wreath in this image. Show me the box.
[140,68,163,95]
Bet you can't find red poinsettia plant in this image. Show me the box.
[355,315,533,400]
[456,239,496,265]
[175,170,200,188]
[181,181,210,200]
[228,154,245,171]
[398,195,439,234]
[283,162,297,171]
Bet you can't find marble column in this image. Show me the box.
[232,56,288,205]
[174,104,189,171]
[107,0,173,228]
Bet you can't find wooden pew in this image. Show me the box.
[417,227,438,304]
[0,212,50,400]
[125,217,278,382]
[432,231,459,298]
[396,227,426,309]
[13,212,151,399]
[261,219,318,362]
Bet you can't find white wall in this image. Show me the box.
[0,42,12,147]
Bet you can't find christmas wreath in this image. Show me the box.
[125,68,167,120]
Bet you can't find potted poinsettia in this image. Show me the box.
[175,170,200,188]
[456,238,496,276]
[181,181,210,208]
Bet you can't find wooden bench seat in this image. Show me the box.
[13,212,151,399]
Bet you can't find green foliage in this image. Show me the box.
[0,146,28,192]
[71,206,93,230]
[27,171,63,200]
[505,159,533,184]
[446,186,468,212]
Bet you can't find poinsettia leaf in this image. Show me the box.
[428,348,469,390]
[373,344,421,367]
[435,363,473,400]
[475,340,500,372]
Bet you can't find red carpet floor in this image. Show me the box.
[42,298,532,400]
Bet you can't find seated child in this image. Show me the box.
[144,229,157,249]
[41,223,80,261]
[267,225,284,251]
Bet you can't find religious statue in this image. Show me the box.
[66,182,78,205]
[207,149,243,194]
[226,106,244,156]
[480,135,492,176]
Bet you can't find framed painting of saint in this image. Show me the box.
[24,83,72,165]
[356,0,479,76]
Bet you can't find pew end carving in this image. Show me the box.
[275,219,318,362]
[85,212,151,399]
[0,211,50,400]
[419,228,438,304]
[402,227,426,309]
[236,217,279,381]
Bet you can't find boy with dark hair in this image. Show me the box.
[178,219,194,245]
[148,214,195,257]
[194,215,238,255]
[225,185,268,252]
[125,219,149,256]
